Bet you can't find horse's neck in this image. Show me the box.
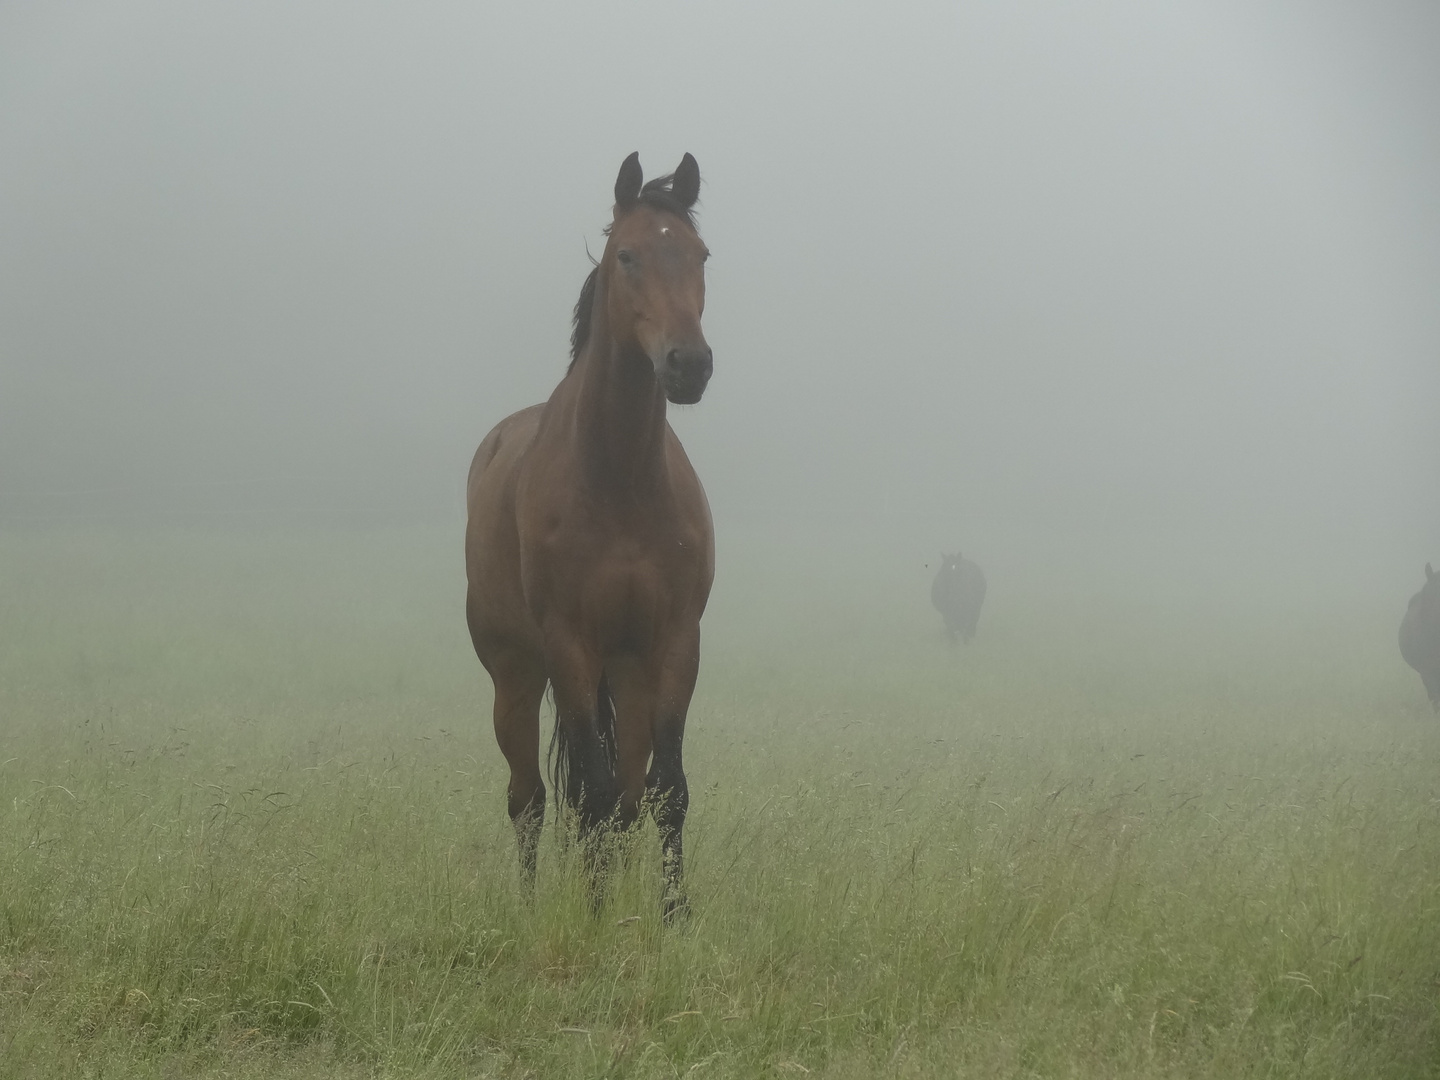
[568,311,668,493]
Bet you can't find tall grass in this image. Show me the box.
[1,526,1436,1077]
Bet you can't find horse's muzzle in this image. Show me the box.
[662,345,713,405]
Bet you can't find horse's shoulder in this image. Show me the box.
[483,403,544,452]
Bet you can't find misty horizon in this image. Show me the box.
[3,1,1436,571]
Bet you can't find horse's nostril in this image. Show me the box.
[667,348,711,374]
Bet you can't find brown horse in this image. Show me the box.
[464,152,714,916]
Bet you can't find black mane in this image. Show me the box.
[568,171,700,372]
[569,264,600,366]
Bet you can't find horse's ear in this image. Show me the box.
[614,152,642,210]
[672,153,700,208]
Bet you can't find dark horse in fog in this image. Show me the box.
[932,552,986,642]
[465,153,714,918]
[1400,563,1440,711]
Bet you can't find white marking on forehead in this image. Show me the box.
[660,226,671,236]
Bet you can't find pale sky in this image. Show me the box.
[2,1,1436,555]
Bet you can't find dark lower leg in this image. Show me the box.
[483,639,547,893]
[647,738,689,921]
[508,782,545,888]
[562,720,620,914]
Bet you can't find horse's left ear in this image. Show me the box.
[672,153,700,208]
[615,152,643,210]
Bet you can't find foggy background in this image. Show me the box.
[3,0,1437,599]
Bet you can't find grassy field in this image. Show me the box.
[1,525,1437,1078]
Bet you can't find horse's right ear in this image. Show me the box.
[672,152,700,208]
[614,152,642,210]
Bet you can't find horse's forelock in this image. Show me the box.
[635,173,699,226]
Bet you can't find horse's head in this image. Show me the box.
[605,152,712,405]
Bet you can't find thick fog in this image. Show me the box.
[3,1,1437,582]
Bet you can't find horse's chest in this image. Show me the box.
[524,522,701,646]
[587,557,666,635]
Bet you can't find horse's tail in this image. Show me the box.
[594,672,618,776]
[547,672,618,811]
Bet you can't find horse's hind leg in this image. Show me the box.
[604,655,657,832]
[488,651,548,888]
[545,638,622,911]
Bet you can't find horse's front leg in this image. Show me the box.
[646,629,700,922]
[486,653,547,889]
[469,575,549,891]
[648,721,689,921]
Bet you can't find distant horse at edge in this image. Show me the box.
[1400,562,1440,711]
[931,552,986,643]
[464,153,715,918]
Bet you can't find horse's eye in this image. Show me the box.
[617,250,635,267]
[701,251,710,263]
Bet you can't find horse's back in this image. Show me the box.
[468,404,544,502]
[1400,589,1440,703]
